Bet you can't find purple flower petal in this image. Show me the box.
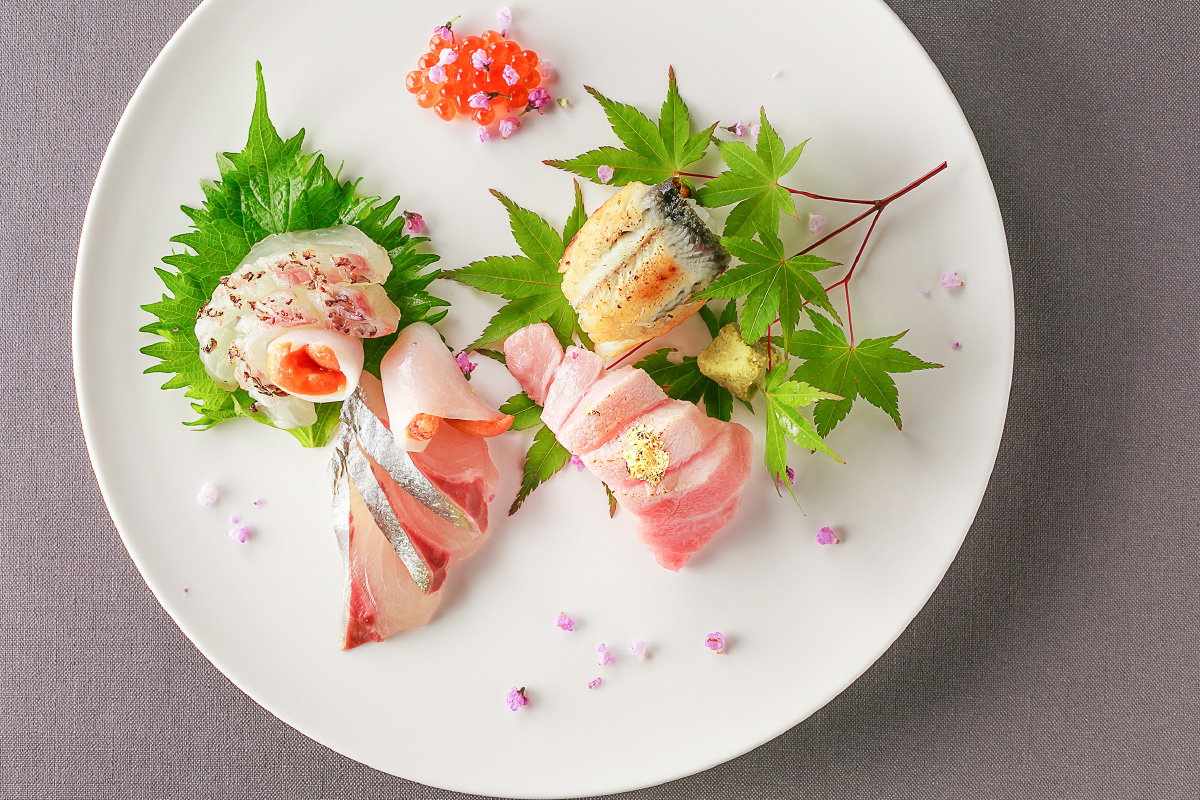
[478,126,491,143]
[505,686,529,711]
[502,64,520,86]
[227,524,251,544]
[816,526,840,545]
[471,49,492,71]
[196,483,219,507]
[597,644,615,666]
[570,454,585,472]
[437,47,457,67]
[587,677,603,689]
[704,632,725,654]
[629,640,647,659]
[950,340,961,350]
[455,351,477,376]
[469,91,491,110]
[556,612,574,632]
[940,271,963,289]
[497,6,512,26]
[403,211,425,235]
[428,65,447,84]
[597,165,614,183]
[498,116,519,138]
[808,213,827,235]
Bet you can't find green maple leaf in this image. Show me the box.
[500,392,573,515]
[444,182,588,348]
[761,365,843,501]
[140,63,444,448]
[698,231,839,352]
[695,108,806,238]
[788,311,943,436]
[544,67,718,186]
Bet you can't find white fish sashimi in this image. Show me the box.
[380,322,513,452]
[265,327,364,403]
[194,225,401,429]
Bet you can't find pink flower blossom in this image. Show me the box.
[438,47,457,67]
[455,351,477,376]
[469,92,491,110]
[950,340,961,350]
[528,87,551,112]
[502,64,520,86]
[773,466,796,490]
[433,25,454,43]
[196,483,219,507]
[941,271,963,289]
[538,60,555,79]
[704,632,725,654]
[182,587,189,595]
[597,165,614,184]
[597,644,615,666]
[570,454,585,472]
[403,211,425,235]
[227,524,251,544]
[497,6,512,25]
[816,526,840,545]
[556,612,575,632]
[732,120,748,137]
[487,493,496,502]
[808,213,827,235]
[478,126,491,143]
[919,288,931,296]
[772,70,783,79]
[252,498,263,507]
[587,678,603,689]
[498,116,519,138]
[471,49,492,71]
[229,515,239,525]
[428,65,447,84]
[505,686,529,711]
[629,640,647,659]
[747,122,761,140]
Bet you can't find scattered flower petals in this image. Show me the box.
[433,25,454,43]
[556,97,570,109]
[556,612,575,631]
[773,466,796,490]
[816,526,841,545]
[502,64,520,86]
[629,640,647,659]
[196,483,219,507]
[538,60,555,79]
[498,116,520,138]
[500,27,507,38]
[469,91,491,110]
[587,677,603,689]
[227,524,251,544]
[478,126,491,143]
[732,120,748,137]
[497,6,512,25]
[438,47,457,67]
[229,515,239,525]
[597,165,614,183]
[941,271,963,289]
[597,643,615,666]
[570,351,579,360]
[252,498,262,507]
[570,454,585,472]
[919,288,931,296]
[771,70,783,79]
[528,87,551,112]
[747,122,760,140]
[505,686,529,711]
[428,65,447,84]
[471,49,492,71]
[950,340,961,350]
[403,211,425,234]
[455,351,478,377]
[182,587,189,595]
[704,632,725,654]
[808,213,827,235]
[487,493,496,502]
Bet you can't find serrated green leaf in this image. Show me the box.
[563,180,587,246]
[545,68,716,187]
[698,232,840,352]
[789,313,942,435]
[761,365,843,502]
[510,424,573,515]
[500,392,544,431]
[635,348,736,422]
[140,63,444,446]
[697,303,720,338]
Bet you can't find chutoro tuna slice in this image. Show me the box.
[502,323,565,406]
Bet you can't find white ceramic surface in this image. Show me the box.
[73,0,1013,796]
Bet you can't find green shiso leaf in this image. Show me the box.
[140,63,445,447]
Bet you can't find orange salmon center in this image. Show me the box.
[268,343,347,396]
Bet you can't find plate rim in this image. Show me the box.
[72,0,1015,795]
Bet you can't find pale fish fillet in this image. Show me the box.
[502,323,564,405]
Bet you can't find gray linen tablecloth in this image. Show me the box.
[3,1,1198,798]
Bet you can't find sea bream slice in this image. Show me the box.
[381,322,514,452]
[559,177,731,359]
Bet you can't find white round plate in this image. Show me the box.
[74,0,1012,796]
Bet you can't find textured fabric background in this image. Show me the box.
[2,1,1198,798]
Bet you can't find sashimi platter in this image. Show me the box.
[74,0,1013,795]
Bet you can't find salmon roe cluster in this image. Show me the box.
[406,24,550,133]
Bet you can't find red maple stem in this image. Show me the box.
[678,172,875,205]
[605,162,948,368]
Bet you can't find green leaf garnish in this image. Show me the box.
[510,421,572,515]
[544,67,717,186]
[695,108,806,237]
[761,365,843,500]
[444,184,587,348]
[634,348,746,422]
[499,392,544,432]
[140,63,444,447]
[788,312,942,436]
[698,231,839,351]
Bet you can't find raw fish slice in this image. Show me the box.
[308,280,400,338]
[244,225,393,286]
[381,322,512,452]
[633,495,744,571]
[556,368,668,456]
[329,434,440,650]
[266,327,364,403]
[195,308,240,389]
[502,323,564,405]
[612,422,753,518]
[541,347,606,434]
[245,289,323,328]
[580,400,717,487]
[411,425,499,535]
